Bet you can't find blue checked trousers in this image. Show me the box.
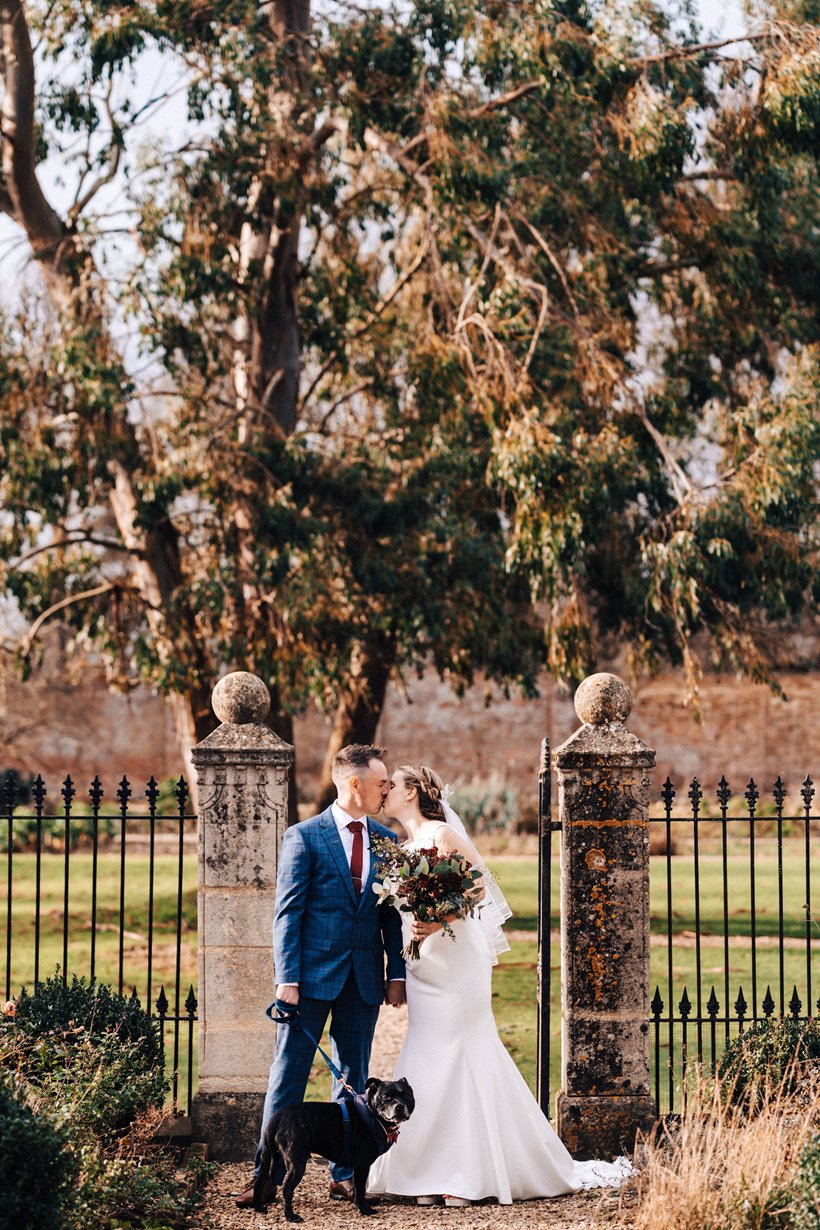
[255,969,381,1182]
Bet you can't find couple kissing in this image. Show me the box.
[236,743,628,1211]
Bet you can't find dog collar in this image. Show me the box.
[347,1092,401,1156]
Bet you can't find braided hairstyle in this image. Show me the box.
[399,765,446,822]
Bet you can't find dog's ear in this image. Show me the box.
[365,1077,381,1095]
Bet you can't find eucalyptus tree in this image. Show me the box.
[0,0,817,802]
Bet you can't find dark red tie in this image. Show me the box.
[348,821,365,894]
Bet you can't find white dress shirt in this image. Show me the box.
[331,800,371,886]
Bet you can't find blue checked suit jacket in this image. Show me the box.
[273,807,405,1006]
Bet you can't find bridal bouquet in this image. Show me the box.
[370,837,484,960]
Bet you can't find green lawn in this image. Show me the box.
[488,842,817,1115]
[3,845,198,1109]
[3,839,815,1117]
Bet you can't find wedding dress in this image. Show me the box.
[367,824,631,1204]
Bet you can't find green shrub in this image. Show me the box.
[29,1030,167,1141]
[716,1019,820,1107]
[792,1135,820,1230]
[10,974,166,1138]
[74,1148,214,1230]
[450,772,521,834]
[14,973,162,1068]
[0,1078,77,1230]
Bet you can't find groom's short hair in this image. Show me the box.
[332,743,388,785]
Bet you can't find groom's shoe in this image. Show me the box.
[329,1180,355,1201]
[236,1179,276,1209]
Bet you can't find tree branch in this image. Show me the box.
[8,533,141,573]
[0,0,66,257]
[468,80,541,118]
[299,222,431,410]
[70,88,123,220]
[626,32,770,65]
[19,580,129,658]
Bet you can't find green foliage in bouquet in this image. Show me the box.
[371,837,483,959]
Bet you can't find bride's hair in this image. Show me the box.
[399,765,445,821]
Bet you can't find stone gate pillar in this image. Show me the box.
[190,671,294,1161]
[554,672,657,1158]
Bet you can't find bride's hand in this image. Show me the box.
[410,919,442,943]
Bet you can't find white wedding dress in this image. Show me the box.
[368,833,631,1204]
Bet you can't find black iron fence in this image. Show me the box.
[536,755,819,1119]
[649,773,818,1113]
[1,769,198,1112]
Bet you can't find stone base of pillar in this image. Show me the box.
[191,1090,266,1163]
[556,1091,657,1160]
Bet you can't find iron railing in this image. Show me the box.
[649,774,818,1112]
[1,769,198,1112]
[537,766,818,1120]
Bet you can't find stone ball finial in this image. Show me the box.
[574,672,632,727]
[212,671,271,725]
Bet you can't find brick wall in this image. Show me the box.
[3,657,816,807]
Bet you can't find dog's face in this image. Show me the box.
[365,1076,415,1126]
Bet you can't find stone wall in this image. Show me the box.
[295,669,820,805]
[3,651,817,803]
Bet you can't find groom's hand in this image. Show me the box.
[276,984,300,1006]
[384,980,406,1008]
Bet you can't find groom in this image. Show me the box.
[236,744,406,1209]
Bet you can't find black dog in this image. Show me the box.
[253,1076,415,1222]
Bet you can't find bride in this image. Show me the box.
[367,764,630,1207]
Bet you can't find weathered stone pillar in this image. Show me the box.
[190,671,294,1161]
[554,672,657,1158]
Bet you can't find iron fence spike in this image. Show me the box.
[145,776,160,810]
[802,775,815,812]
[745,779,759,815]
[716,776,732,810]
[688,778,703,816]
[2,769,18,810]
[32,774,47,809]
[174,776,189,810]
[661,778,676,815]
[89,775,104,808]
[772,776,786,813]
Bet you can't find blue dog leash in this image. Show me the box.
[265,1001,398,1167]
[266,999,357,1166]
[265,1000,354,1090]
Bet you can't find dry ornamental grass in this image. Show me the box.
[618,1065,820,1230]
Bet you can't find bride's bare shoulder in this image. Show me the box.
[434,822,481,861]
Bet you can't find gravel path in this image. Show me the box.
[193,1006,620,1229]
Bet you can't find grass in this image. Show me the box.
[2,837,815,1116]
[486,843,818,1115]
[2,844,198,1109]
[619,1067,820,1230]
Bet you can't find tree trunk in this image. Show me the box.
[315,638,396,812]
